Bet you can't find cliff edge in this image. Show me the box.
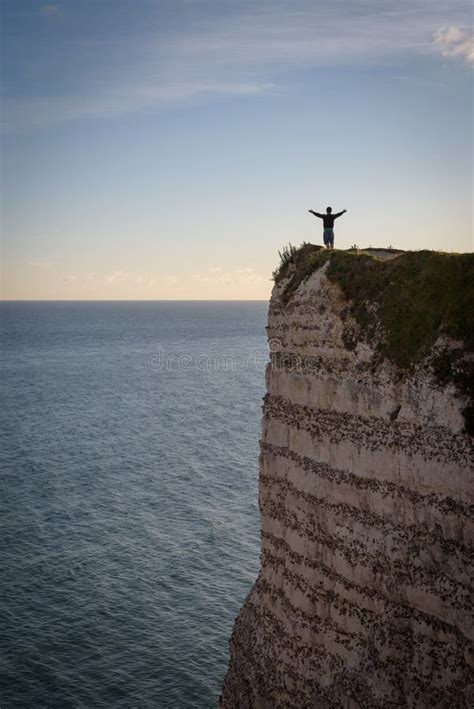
[220,246,474,708]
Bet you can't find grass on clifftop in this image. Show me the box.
[274,244,474,431]
[274,244,473,364]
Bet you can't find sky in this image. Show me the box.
[1,0,473,300]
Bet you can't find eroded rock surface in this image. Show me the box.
[220,248,473,708]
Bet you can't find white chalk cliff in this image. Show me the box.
[220,246,473,708]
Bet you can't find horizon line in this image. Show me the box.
[0,298,269,303]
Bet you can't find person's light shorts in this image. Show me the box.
[323,228,334,246]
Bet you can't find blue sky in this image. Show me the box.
[1,0,472,299]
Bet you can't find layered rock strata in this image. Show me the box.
[220,247,473,708]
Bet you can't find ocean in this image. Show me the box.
[0,301,267,708]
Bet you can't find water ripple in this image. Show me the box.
[1,302,266,708]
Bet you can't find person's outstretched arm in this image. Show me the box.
[334,209,347,219]
[308,210,323,218]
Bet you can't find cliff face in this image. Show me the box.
[220,247,474,708]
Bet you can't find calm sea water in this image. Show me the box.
[0,301,267,709]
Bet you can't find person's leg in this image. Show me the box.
[329,230,334,249]
[323,230,329,248]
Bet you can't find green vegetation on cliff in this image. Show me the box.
[274,244,474,432]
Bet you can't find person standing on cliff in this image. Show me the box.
[308,206,347,249]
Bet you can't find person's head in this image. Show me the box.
[326,206,332,213]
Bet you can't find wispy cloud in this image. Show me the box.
[2,82,272,133]
[156,1,473,70]
[105,270,127,284]
[133,275,156,287]
[192,266,265,285]
[63,272,96,283]
[63,270,157,288]
[3,0,472,132]
[433,26,474,63]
